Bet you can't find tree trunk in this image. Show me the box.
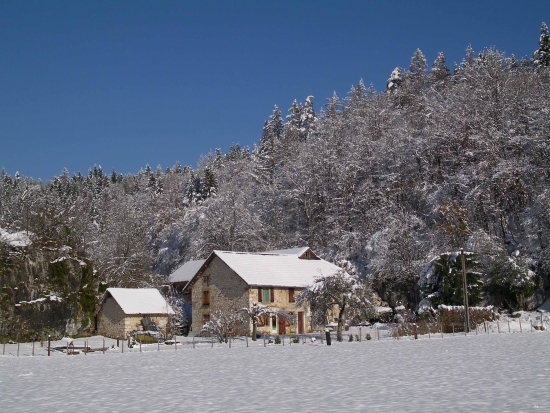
[252,321,257,341]
[337,300,347,341]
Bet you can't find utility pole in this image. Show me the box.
[461,249,470,333]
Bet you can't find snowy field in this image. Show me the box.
[1,329,549,412]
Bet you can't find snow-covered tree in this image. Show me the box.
[296,271,375,341]
[238,302,271,341]
[535,22,550,67]
[202,309,245,343]
[431,52,450,83]
[386,66,402,92]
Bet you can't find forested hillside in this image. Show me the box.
[2,26,550,337]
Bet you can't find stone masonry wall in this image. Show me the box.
[97,297,125,339]
[191,256,249,334]
[249,287,312,335]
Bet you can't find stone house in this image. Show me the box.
[97,288,174,339]
[182,247,344,336]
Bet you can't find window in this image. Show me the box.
[203,290,210,306]
[288,288,295,303]
[258,287,274,303]
[258,315,267,327]
[204,275,210,286]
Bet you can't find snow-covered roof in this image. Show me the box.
[211,249,343,288]
[168,259,206,283]
[105,288,174,315]
[262,247,311,256]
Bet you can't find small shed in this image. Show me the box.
[97,288,174,339]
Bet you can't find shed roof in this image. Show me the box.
[104,288,174,315]
[212,249,343,288]
[168,259,206,283]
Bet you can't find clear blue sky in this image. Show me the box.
[1,0,548,180]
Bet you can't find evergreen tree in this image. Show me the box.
[409,48,428,76]
[431,52,450,82]
[535,22,550,67]
[347,79,367,113]
[284,99,303,143]
[300,95,316,141]
[386,67,402,92]
[423,252,483,307]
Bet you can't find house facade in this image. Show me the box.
[97,288,174,339]
[183,247,344,336]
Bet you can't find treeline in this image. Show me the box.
[2,24,550,313]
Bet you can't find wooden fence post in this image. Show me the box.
[519,319,522,333]
[193,336,195,349]
[103,338,105,354]
[122,340,124,353]
[66,341,69,356]
[531,320,533,332]
[359,327,362,342]
[440,323,443,338]
[497,320,500,334]
[2,342,5,356]
[32,341,35,357]
[263,335,266,347]
[414,324,418,340]
[17,342,20,357]
[139,339,142,353]
[246,335,248,347]
[175,335,177,351]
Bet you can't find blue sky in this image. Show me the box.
[1,0,548,180]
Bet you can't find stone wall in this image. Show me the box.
[97,297,126,338]
[191,256,249,333]
[249,287,311,335]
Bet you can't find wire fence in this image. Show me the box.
[2,314,549,358]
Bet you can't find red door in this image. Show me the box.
[278,315,286,335]
[298,311,304,334]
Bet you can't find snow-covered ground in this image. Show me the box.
[1,328,549,412]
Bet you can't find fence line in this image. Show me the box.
[1,317,548,358]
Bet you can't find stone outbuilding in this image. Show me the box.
[97,288,174,339]
[182,247,344,336]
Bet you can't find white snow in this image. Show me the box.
[168,259,206,283]
[1,331,549,412]
[0,228,32,247]
[105,288,174,315]
[213,249,344,287]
